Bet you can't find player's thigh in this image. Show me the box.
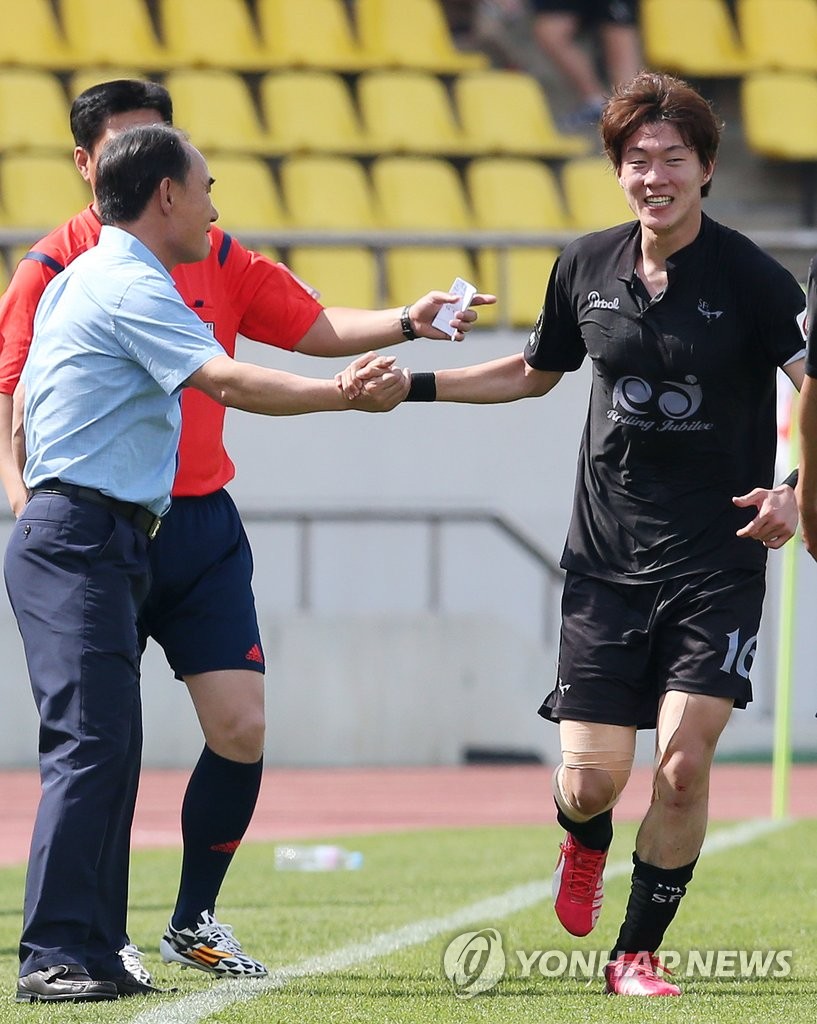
[655,568,766,711]
[184,668,266,762]
[558,718,636,807]
[542,572,658,727]
[654,690,733,795]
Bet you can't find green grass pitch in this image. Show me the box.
[0,820,814,1022]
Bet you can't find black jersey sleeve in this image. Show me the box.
[742,241,806,369]
[524,253,587,372]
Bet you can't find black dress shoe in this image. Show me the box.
[16,964,118,1003]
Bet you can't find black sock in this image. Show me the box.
[555,802,613,851]
[171,746,263,930]
[609,853,698,959]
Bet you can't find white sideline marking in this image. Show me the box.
[131,818,790,1024]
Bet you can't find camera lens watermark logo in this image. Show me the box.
[443,929,506,999]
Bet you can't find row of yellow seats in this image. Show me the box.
[0,67,591,162]
[0,0,486,75]
[0,154,633,326]
[0,153,631,236]
[643,0,817,77]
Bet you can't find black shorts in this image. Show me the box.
[539,569,766,729]
[138,488,265,679]
[530,0,638,26]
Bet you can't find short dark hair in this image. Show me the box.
[601,71,722,197]
[70,79,173,152]
[96,124,191,224]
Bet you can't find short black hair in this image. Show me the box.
[70,79,173,152]
[96,124,191,224]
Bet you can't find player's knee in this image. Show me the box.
[655,748,711,805]
[557,764,628,820]
[206,709,265,763]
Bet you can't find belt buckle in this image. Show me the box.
[147,516,162,540]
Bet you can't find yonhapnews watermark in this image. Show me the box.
[442,929,793,999]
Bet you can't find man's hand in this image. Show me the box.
[336,352,409,409]
[733,485,798,548]
[409,291,497,342]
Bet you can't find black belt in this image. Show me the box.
[32,481,162,540]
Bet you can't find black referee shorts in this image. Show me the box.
[539,568,766,730]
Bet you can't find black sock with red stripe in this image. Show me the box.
[171,746,263,930]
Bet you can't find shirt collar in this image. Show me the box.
[97,224,173,284]
[615,213,710,284]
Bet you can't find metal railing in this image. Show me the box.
[240,506,565,645]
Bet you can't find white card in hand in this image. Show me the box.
[432,277,477,338]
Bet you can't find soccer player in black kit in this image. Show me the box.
[345,71,806,995]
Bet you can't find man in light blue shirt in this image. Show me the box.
[5,124,408,1004]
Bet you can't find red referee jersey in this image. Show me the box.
[0,206,323,496]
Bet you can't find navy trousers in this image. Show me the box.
[4,492,151,978]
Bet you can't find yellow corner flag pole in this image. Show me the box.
[772,392,799,820]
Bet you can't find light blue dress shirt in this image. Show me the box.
[22,226,224,515]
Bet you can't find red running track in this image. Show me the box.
[1,764,815,867]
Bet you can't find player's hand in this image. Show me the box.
[335,352,409,409]
[409,291,497,342]
[335,352,394,399]
[733,485,798,548]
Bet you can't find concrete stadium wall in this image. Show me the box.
[0,329,816,767]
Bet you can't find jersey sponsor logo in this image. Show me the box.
[697,299,724,323]
[587,290,619,310]
[608,374,714,433]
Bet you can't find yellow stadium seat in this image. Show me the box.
[257,0,377,71]
[279,156,378,229]
[475,248,558,327]
[206,155,287,230]
[370,156,471,230]
[560,157,634,231]
[467,157,569,231]
[466,158,567,328]
[384,247,477,308]
[0,70,73,152]
[736,0,817,73]
[0,0,73,69]
[356,0,489,72]
[0,155,90,228]
[260,72,375,155]
[158,0,266,70]
[357,71,473,156]
[454,71,590,158]
[164,70,271,154]
[286,248,379,308]
[641,0,749,76]
[371,157,473,307]
[60,0,172,70]
[741,72,817,159]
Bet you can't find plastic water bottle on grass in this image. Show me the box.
[274,843,364,871]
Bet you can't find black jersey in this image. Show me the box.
[803,254,817,377]
[525,214,806,582]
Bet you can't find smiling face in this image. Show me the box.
[617,121,714,251]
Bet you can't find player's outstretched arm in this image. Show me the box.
[187,352,409,415]
[297,290,497,357]
[338,352,562,405]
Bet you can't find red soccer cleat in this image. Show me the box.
[551,833,607,936]
[604,953,681,996]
